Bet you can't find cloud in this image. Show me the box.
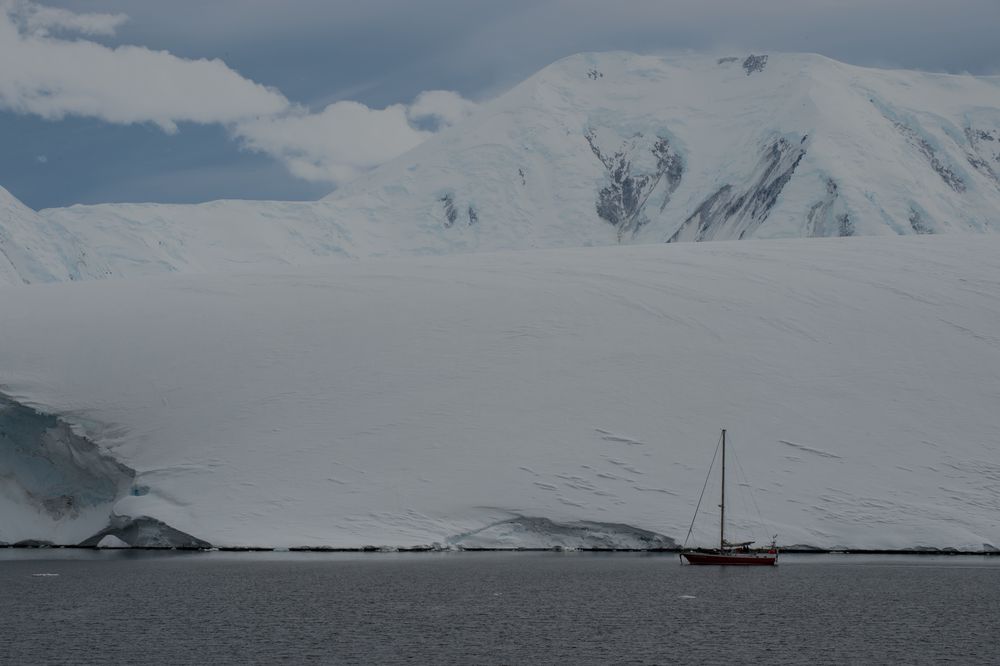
[235,92,477,184]
[3,0,127,36]
[0,2,476,186]
[407,90,478,130]
[0,1,289,131]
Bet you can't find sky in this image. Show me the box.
[2,0,999,210]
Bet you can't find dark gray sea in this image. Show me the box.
[1,551,998,664]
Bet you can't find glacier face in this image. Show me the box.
[2,52,1000,286]
[0,394,133,545]
[1,236,998,549]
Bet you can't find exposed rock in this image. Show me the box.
[837,214,855,237]
[586,129,684,241]
[439,194,458,228]
[80,515,211,549]
[0,394,134,521]
[743,54,768,75]
[449,515,677,550]
[806,178,841,237]
[13,539,54,548]
[964,126,1000,190]
[892,121,965,193]
[438,195,478,227]
[669,135,806,242]
[908,208,934,234]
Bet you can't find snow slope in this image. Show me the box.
[3,52,999,286]
[1,235,998,549]
[0,186,108,285]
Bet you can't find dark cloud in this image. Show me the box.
[50,0,1000,102]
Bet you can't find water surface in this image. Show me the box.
[2,551,997,664]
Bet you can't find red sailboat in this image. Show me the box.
[680,429,777,566]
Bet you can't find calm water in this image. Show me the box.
[1,551,998,664]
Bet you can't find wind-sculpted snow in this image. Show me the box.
[3,52,1000,286]
[1,236,998,549]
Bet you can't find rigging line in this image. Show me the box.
[732,440,759,542]
[726,433,752,539]
[730,439,761,537]
[682,430,723,549]
[729,436,767,539]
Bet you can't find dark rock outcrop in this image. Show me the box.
[669,135,806,242]
[80,515,211,549]
[743,54,768,75]
[586,129,684,241]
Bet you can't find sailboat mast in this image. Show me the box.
[720,428,726,551]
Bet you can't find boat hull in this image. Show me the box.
[681,551,777,566]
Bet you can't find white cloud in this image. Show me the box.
[4,0,127,36]
[236,92,477,185]
[235,101,428,183]
[1,1,478,187]
[0,1,289,131]
[407,90,478,130]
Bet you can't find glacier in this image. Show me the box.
[2,50,999,550]
[1,235,998,550]
[2,52,1000,287]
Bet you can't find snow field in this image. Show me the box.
[1,235,998,549]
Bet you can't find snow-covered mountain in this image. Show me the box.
[3,52,1000,286]
[0,186,103,284]
[2,51,999,551]
[1,236,998,550]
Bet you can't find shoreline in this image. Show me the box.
[2,543,998,556]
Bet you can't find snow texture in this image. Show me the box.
[2,52,1000,286]
[1,236,999,550]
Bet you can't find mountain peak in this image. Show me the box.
[5,51,1000,285]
